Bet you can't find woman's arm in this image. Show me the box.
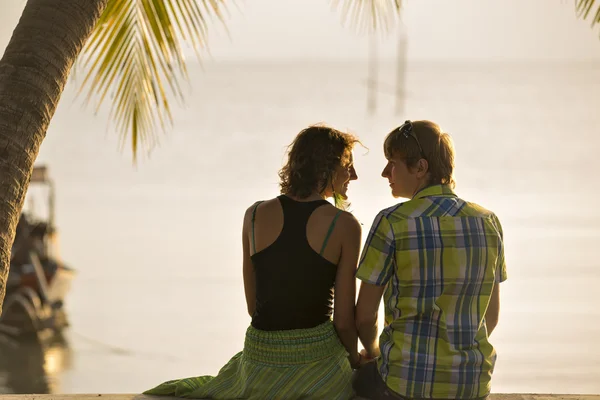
[355,281,385,358]
[333,213,362,368]
[242,205,256,317]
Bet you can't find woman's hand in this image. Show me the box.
[350,353,362,369]
[360,348,380,361]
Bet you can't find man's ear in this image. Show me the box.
[416,158,429,178]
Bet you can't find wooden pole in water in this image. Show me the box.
[367,32,378,115]
[395,29,407,115]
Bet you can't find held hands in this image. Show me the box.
[360,348,380,361]
[350,352,371,369]
[350,348,379,369]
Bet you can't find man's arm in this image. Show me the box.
[354,211,395,359]
[486,213,506,336]
[485,281,500,336]
[355,281,385,358]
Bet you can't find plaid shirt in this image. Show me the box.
[356,184,507,399]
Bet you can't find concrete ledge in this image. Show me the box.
[1,395,598,400]
[2,396,167,400]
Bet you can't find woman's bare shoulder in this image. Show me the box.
[316,206,361,235]
[336,210,362,235]
[243,197,280,221]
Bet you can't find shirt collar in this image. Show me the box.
[413,184,457,200]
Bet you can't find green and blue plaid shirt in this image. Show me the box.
[356,184,507,399]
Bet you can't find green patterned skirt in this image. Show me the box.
[143,321,354,399]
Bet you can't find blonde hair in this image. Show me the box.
[384,120,456,188]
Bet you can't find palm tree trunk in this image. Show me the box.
[0,0,108,311]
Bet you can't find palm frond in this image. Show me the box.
[575,0,600,36]
[330,0,402,35]
[76,0,228,161]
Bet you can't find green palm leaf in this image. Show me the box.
[576,0,600,35]
[330,0,402,34]
[73,0,600,162]
[76,0,228,161]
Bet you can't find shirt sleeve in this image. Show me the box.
[355,211,396,286]
[491,213,507,283]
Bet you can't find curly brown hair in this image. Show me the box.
[279,125,360,199]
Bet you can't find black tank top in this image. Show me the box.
[250,195,342,331]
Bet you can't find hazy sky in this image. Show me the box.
[1,0,599,61]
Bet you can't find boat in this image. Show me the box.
[0,165,75,339]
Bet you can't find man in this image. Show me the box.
[353,120,506,400]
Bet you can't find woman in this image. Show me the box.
[353,120,506,400]
[144,125,365,399]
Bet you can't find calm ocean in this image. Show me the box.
[2,59,599,394]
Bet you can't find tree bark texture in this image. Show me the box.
[0,0,109,312]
